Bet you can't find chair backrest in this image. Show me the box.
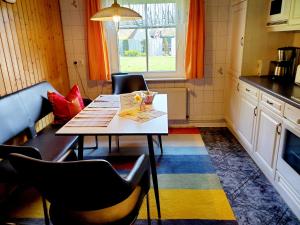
[112,74,148,94]
[8,153,134,211]
[0,82,57,143]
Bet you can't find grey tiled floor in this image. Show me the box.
[201,128,300,225]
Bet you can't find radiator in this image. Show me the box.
[152,88,188,120]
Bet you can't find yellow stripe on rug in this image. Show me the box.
[138,189,236,220]
[9,189,235,221]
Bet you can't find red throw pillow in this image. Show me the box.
[66,84,85,108]
[48,85,84,125]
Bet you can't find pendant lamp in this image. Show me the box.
[2,0,16,3]
[90,0,142,29]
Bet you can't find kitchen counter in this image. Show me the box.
[240,76,300,109]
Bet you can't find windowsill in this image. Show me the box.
[145,77,187,82]
[105,77,187,82]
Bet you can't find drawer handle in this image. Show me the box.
[276,123,282,135]
[245,88,250,92]
[266,100,274,105]
[254,106,258,116]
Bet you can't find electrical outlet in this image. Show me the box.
[73,59,84,66]
[256,60,263,76]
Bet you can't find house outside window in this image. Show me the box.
[104,0,188,80]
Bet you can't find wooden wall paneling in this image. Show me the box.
[0,3,10,96]
[28,0,44,82]
[18,0,36,85]
[0,70,5,95]
[35,0,50,84]
[48,0,70,95]
[43,0,69,94]
[47,0,62,88]
[1,3,22,91]
[0,2,15,94]
[32,0,45,82]
[6,3,27,88]
[24,0,41,84]
[21,0,38,84]
[0,0,70,97]
[12,2,30,87]
[33,0,47,82]
[15,0,34,86]
[0,43,9,96]
[45,0,59,85]
[0,60,7,96]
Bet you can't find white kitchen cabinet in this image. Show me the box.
[267,0,300,31]
[289,0,300,25]
[237,95,257,154]
[254,104,282,180]
[225,76,240,131]
[226,0,295,131]
[229,1,247,77]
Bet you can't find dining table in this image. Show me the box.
[56,94,168,219]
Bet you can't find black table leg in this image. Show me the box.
[78,135,84,160]
[109,135,112,153]
[147,135,161,219]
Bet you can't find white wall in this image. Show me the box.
[59,0,231,123]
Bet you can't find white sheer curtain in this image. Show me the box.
[102,0,189,77]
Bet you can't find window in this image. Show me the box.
[104,0,188,79]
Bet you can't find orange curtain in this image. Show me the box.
[185,0,205,79]
[86,0,110,80]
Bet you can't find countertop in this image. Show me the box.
[239,76,300,109]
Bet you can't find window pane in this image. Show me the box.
[118,29,147,72]
[148,28,176,71]
[147,2,176,27]
[119,4,145,28]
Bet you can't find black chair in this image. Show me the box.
[8,152,151,225]
[111,73,164,154]
[0,145,77,225]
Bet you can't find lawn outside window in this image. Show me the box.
[103,0,188,80]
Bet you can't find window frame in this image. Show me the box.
[105,0,187,80]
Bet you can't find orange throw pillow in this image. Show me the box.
[48,85,84,125]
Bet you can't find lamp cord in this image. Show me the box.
[73,63,106,99]
[73,64,91,100]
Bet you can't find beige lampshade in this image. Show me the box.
[91,2,142,21]
[3,0,17,3]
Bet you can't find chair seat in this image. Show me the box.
[23,125,78,161]
[51,186,142,225]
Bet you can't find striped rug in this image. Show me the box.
[6,128,237,225]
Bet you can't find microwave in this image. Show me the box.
[267,0,292,26]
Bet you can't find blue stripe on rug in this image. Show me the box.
[136,220,239,225]
[9,219,238,225]
[86,146,209,156]
[84,155,216,174]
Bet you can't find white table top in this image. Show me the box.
[56,94,168,136]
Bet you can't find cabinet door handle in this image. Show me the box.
[276,123,282,135]
[266,100,274,105]
[254,106,258,116]
[237,83,240,92]
[240,37,244,47]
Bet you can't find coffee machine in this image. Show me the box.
[269,47,300,81]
